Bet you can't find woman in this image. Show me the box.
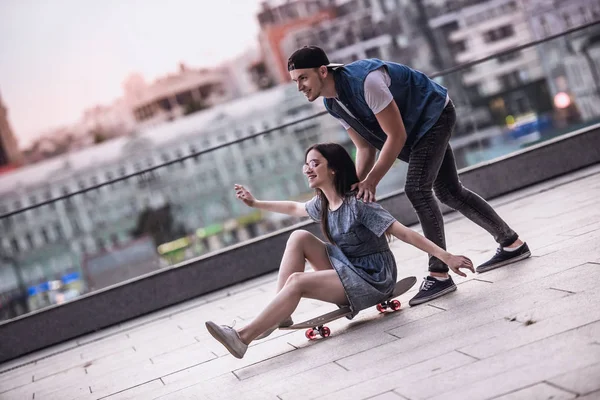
[206,143,473,359]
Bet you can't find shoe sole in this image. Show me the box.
[409,284,457,306]
[205,322,244,359]
[476,251,531,273]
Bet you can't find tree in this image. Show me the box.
[93,130,108,144]
[130,204,187,247]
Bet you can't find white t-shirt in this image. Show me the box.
[334,67,450,130]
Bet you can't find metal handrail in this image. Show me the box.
[1,19,598,219]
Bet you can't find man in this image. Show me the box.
[287,46,531,305]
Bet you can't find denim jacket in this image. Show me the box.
[324,59,447,160]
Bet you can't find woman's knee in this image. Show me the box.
[287,229,313,245]
[284,272,306,294]
[286,230,316,253]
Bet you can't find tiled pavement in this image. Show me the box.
[1,164,599,400]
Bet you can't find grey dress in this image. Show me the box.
[305,194,397,318]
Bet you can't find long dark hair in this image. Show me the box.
[305,143,359,243]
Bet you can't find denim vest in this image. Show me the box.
[324,59,447,160]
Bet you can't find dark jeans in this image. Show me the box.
[405,101,519,273]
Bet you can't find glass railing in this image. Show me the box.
[1,21,599,323]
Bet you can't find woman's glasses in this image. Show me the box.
[302,160,319,172]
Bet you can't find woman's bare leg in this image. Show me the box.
[238,270,347,344]
[275,230,333,292]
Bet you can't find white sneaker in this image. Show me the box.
[205,321,248,359]
[255,317,294,340]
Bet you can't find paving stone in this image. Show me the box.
[491,382,576,400]
[547,362,600,397]
[98,378,165,400]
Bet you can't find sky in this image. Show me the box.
[0,0,265,149]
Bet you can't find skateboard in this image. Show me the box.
[280,276,417,340]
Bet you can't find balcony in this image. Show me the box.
[1,23,600,396]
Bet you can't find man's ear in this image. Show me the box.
[319,65,328,78]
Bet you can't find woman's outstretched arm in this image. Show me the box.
[386,221,474,277]
[234,184,308,217]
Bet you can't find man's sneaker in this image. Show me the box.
[205,321,248,359]
[409,276,457,306]
[255,317,294,340]
[476,242,531,273]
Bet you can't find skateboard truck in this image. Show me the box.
[376,299,401,313]
[305,325,331,340]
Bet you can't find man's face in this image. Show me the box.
[290,67,325,102]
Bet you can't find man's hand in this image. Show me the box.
[351,178,377,203]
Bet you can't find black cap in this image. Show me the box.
[287,46,344,71]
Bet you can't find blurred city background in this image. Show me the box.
[0,0,599,323]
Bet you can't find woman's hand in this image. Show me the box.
[234,184,256,207]
[446,254,475,277]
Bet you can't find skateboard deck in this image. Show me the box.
[281,276,417,339]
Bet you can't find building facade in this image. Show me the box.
[0,92,23,171]
[0,81,345,317]
[522,0,600,121]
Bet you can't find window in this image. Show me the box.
[41,228,49,244]
[498,50,521,63]
[245,160,253,175]
[580,7,588,22]
[258,157,266,170]
[63,187,73,207]
[11,238,19,253]
[365,47,382,59]
[539,17,551,37]
[451,40,467,54]
[483,25,514,43]
[190,145,200,163]
[499,71,521,88]
[72,218,81,234]
[55,223,64,239]
[26,233,34,249]
[563,13,572,28]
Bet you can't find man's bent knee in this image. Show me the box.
[435,187,464,210]
[405,185,434,206]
